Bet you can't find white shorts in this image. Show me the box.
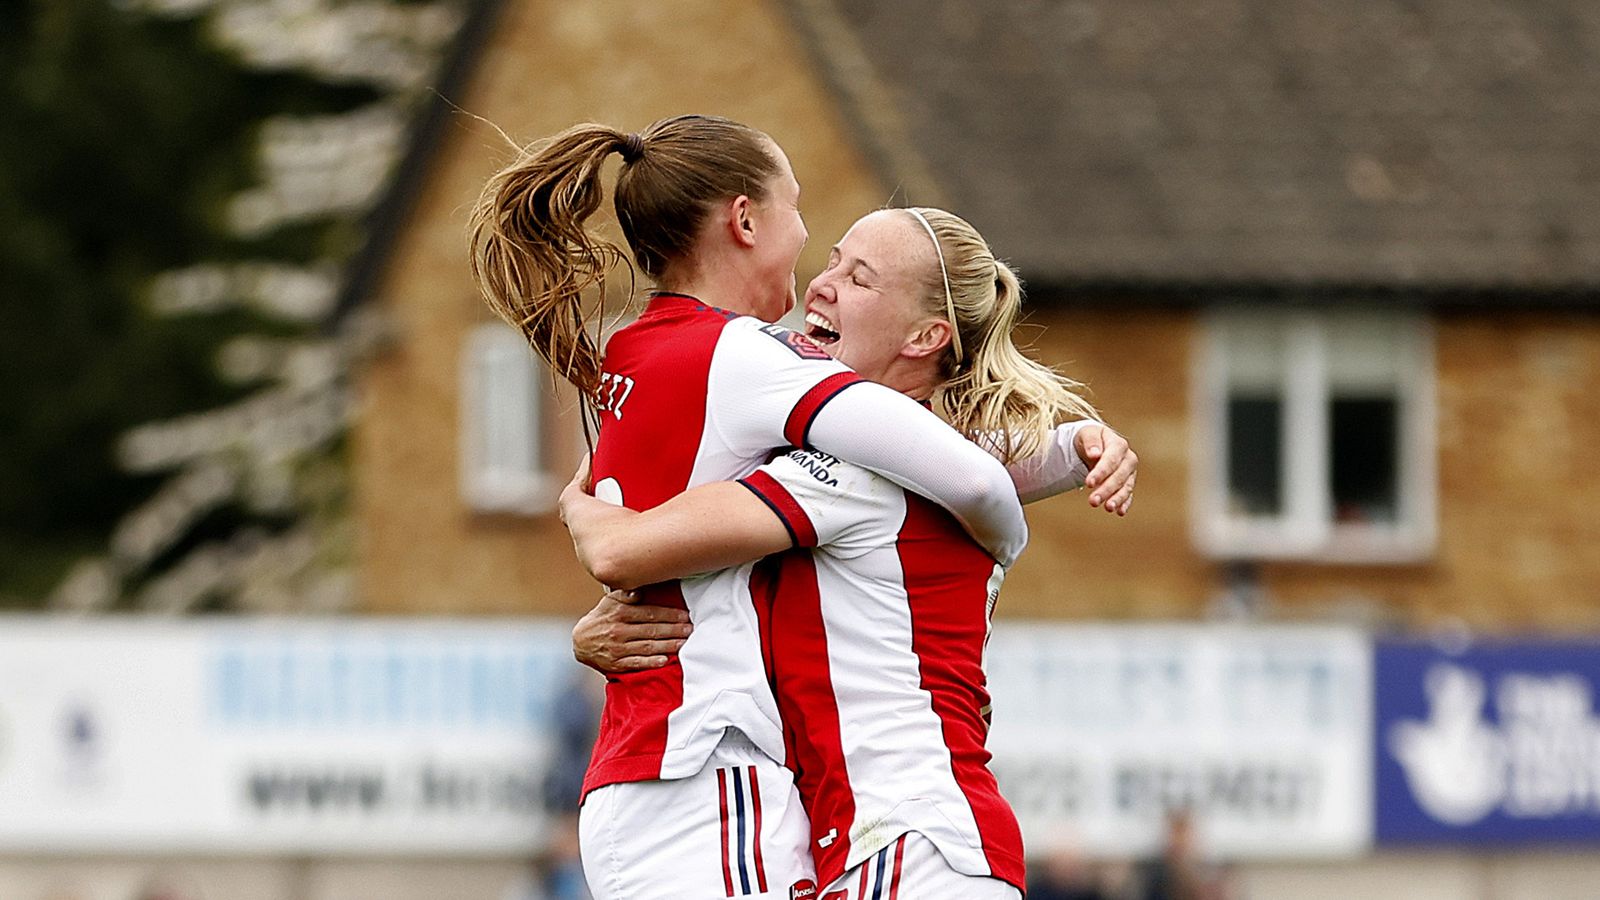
[818,832,1021,900]
[579,730,815,900]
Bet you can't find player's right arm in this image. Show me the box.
[560,472,790,591]
[560,449,888,591]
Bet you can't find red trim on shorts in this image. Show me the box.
[748,765,768,892]
[888,834,907,900]
[739,470,819,547]
[857,861,870,898]
[783,372,862,448]
[718,768,735,897]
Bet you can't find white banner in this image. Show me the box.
[0,619,581,855]
[986,624,1373,859]
[0,620,1372,858]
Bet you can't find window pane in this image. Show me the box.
[1227,393,1283,516]
[1329,395,1398,524]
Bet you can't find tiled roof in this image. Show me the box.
[795,0,1600,292]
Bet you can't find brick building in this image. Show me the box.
[346,0,1600,631]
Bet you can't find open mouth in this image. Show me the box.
[805,310,840,345]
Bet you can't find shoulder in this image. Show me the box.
[720,317,837,362]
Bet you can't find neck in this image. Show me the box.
[659,247,767,318]
[874,358,943,403]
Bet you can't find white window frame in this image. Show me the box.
[460,322,557,515]
[1190,308,1437,563]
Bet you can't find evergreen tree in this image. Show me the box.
[0,0,463,611]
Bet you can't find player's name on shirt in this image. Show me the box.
[594,371,636,418]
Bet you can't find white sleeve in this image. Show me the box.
[996,420,1093,504]
[706,317,1027,566]
[738,451,894,559]
[805,383,1028,567]
[705,318,861,458]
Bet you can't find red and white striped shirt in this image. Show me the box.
[583,293,1027,798]
[742,448,1027,891]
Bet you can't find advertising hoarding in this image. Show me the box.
[986,625,1373,859]
[1375,638,1600,846]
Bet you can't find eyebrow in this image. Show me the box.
[829,246,878,277]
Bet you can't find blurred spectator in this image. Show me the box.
[537,671,603,900]
[1135,809,1231,900]
[1028,842,1107,900]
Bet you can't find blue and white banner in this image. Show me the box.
[0,619,587,854]
[987,625,1373,859]
[1375,638,1600,845]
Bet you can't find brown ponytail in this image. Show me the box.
[903,208,1099,463]
[467,115,780,398]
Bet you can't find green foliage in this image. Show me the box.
[0,0,377,603]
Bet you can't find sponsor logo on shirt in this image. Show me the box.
[757,323,832,361]
[786,450,841,487]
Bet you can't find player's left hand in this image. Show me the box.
[572,589,691,674]
[1075,424,1137,516]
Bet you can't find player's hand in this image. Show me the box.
[558,454,595,527]
[1075,424,1137,516]
[572,589,691,674]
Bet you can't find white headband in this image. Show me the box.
[904,208,963,365]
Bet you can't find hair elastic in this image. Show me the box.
[619,132,645,162]
[904,208,963,364]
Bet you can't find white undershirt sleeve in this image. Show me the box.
[997,420,1094,504]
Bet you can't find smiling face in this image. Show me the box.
[801,210,944,385]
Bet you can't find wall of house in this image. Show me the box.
[1010,308,1600,630]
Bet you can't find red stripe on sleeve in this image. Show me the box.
[739,470,819,547]
[748,765,769,892]
[783,372,863,448]
[717,768,734,897]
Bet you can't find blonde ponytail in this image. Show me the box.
[904,208,1098,463]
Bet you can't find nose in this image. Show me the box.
[804,270,831,304]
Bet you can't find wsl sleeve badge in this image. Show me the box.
[757,323,833,361]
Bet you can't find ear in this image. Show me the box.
[901,318,954,361]
[724,194,758,249]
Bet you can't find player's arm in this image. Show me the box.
[713,321,1027,567]
[998,420,1138,514]
[559,467,791,591]
[802,381,1028,566]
